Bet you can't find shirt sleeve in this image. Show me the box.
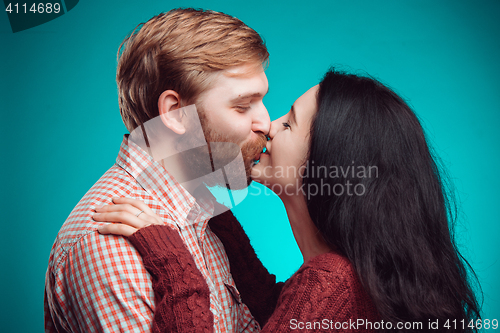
[45,230,156,332]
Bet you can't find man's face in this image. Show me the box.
[195,64,270,183]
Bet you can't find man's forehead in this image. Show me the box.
[210,66,268,96]
[228,87,269,103]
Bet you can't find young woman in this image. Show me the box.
[94,69,481,332]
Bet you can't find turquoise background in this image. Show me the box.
[1,0,499,331]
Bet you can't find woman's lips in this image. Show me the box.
[253,148,269,164]
[255,147,270,161]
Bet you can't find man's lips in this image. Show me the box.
[254,147,269,161]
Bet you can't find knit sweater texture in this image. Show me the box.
[129,209,379,332]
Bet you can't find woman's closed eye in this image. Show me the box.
[235,105,251,112]
[282,122,291,129]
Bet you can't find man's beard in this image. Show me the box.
[173,108,267,189]
[204,128,267,187]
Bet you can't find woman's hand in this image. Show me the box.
[93,197,163,237]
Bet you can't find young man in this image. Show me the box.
[44,8,270,332]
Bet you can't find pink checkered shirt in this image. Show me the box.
[44,135,260,332]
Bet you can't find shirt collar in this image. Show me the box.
[115,135,215,229]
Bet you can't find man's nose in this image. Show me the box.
[251,103,271,136]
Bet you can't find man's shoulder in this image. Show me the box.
[44,162,157,332]
[48,164,148,271]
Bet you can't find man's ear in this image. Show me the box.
[158,90,186,135]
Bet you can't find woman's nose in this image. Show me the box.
[268,117,283,139]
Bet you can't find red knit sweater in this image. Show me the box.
[128,209,379,332]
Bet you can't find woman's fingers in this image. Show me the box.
[111,197,157,217]
[93,210,157,229]
[95,202,143,217]
[96,198,163,224]
[97,223,137,237]
[94,198,163,225]
[93,197,164,237]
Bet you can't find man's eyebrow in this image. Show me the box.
[229,87,269,103]
[289,104,297,125]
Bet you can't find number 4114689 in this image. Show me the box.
[444,319,498,330]
[5,3,61,14]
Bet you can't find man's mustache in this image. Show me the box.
[242,132,267,163]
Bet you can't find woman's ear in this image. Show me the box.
[158,90,186,135]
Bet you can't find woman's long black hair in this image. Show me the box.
[303,69,481,331]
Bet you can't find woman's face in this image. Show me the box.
[251,85,319,195]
